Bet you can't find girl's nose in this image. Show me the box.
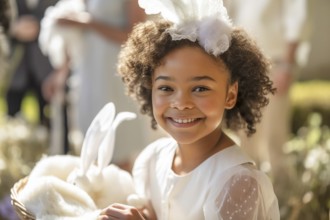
[170,91,194,110]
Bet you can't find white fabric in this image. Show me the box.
[225,0,307,59]
[39,0,86,69]
[132,138,280,220]
[71,0,153,162]
[138,0,232,55]
[40,0,162,162]
[72,0,126,135]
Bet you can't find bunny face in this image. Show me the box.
[67,167,93,193]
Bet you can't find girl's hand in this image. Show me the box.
[98,203,146,220]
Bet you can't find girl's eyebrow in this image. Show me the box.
[154,75,173,81]
[154,75,216,82]
[192,75,216,82]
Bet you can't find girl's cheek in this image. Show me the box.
[152,97,167,126]
[152,95,167,111]
[200,99,224,118]
[199,98,217,109]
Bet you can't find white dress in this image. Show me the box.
[72,0,154,162]
[40,0,163,158]
[132,138,280,220]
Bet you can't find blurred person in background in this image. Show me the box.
[42,0,164,171]
[4,0,58,128]
[224,0,308,196]
[0,0,11,83]
[0,0,11,31]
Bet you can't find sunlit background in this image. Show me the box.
[0,0,330,219]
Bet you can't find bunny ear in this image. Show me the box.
[88,102,115,132]
[80,103,116,174]
[97,131,115,171]
[112,112,137,131]
[80,132,103,174]
[97,112,137,171]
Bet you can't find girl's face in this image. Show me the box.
[152,46,238,145]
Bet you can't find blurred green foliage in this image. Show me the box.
[272,80,330,220]
[290,80,330,133]
[0,116,48,201]
[0,92,39,124]
[280,112,330,220]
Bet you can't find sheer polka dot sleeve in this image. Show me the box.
[217,174,262,219]
[211,165,280,220]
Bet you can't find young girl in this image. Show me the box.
[98,0,280,219]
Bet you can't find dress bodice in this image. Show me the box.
[133,138,280,220]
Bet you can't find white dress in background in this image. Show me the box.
[71,0,157,163]
[133,138,280,220]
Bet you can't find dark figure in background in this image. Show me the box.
[0,0,11,88]
[5,0,58,127]
[0,0,11,32]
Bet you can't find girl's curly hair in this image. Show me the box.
[117,19,275,136]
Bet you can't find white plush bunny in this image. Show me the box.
[17,155,92,218]
[18,176,99,219]
[67,102,139,208]
[17,102,145,219]
[27,154,80,181]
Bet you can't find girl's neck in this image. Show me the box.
[172,129,235,175]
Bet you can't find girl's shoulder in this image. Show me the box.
[223,163,274,190]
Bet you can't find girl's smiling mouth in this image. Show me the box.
[172,118,198,124]
[167,117,203,127]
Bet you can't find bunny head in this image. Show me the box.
[66,102,137,208]
[67,167,93,193]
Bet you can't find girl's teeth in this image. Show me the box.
[173,118,195,124]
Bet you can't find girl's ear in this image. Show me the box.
[225,81,238,109]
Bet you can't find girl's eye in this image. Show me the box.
[158,86,173,92]
[193,86,210,92]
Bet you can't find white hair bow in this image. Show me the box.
[138,0,233,55]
